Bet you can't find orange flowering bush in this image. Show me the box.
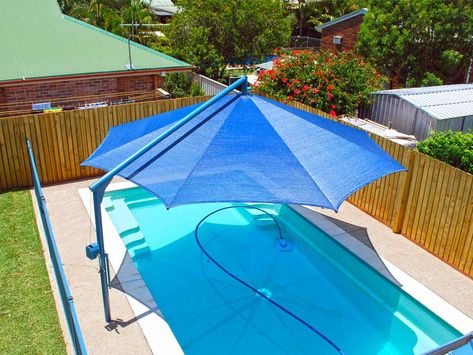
[256,49,385,116]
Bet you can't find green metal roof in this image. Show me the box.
[0,0,191,83]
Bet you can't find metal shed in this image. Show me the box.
[364,84,473,140]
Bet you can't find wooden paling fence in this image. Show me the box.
[0,95,472,277]
[0,96,210,190]
[282,99,473,278]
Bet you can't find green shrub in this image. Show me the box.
[163,73,205,98]
[189,81,205,97]
[406,72,444,88]
[417,130,473,174]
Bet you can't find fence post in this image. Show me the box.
[391,148,416,233]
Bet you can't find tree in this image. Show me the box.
[167,0,293,80]
[69,0,121,33]
[256,50,385,115]
[358,0,473,87]
[64,0,154,44]
[57,0,76,13]
[302,0,358,28]
[284,0,358,36]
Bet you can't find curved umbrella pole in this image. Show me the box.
[86,77,249,323]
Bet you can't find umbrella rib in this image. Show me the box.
[228,299,263,354]
[180,298,257,349]
[252,96,407,209]
[167,101,241,206]
[248,98,336,210]
[128,96,238,181]
[255,95,402,162]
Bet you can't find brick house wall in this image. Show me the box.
[0,74,165,117]
[320,14,364,52]
[116,75,156,93]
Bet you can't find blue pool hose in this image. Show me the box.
[194,206,344,355]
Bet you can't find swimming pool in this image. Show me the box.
[104,187,460,354]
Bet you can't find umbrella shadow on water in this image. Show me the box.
[319,214,401,287]
[105,252,164,331]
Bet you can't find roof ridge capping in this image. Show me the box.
[421,98,473,108]
[63,15,190,68]
[375,84,473,97]
[315,8,368,31]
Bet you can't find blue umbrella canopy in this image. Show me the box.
[83,94,405,210]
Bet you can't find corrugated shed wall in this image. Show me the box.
[367,94,434,139]
[366,95,434,140]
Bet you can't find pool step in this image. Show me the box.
[240,206,277,228]
[132,244,151,258]
[122,230,146,247]
[105,198,150,257]
[103,196,114,211]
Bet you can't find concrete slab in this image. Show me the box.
[32,178,151,355]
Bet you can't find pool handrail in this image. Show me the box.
[27,139,87,355]
[88,76,249,323]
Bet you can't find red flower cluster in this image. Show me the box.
[255,49,384,115]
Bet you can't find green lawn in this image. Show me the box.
[0,190,66,355]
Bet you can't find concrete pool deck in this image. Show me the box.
[33,178,473,354]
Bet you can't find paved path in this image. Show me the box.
[33,178,473,354]
[33,178,151,355]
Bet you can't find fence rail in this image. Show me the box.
[1,95,472,278]
[27,139,87,355]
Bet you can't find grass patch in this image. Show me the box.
[0,190,66,355]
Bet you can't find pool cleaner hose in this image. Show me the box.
[194,206,344,355]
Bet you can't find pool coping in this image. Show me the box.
[79,182,184,355]
[79,181,473,354]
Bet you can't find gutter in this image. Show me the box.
[0,67,193,88]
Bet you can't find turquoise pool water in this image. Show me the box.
[104,187,460,355]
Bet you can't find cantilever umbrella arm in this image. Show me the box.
[86,76,249,323]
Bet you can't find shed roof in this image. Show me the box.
[256,60,274,71]
[374,84,473,120]
[315,8,368,32]
[150,0,178,15]
[0,0,191,83]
